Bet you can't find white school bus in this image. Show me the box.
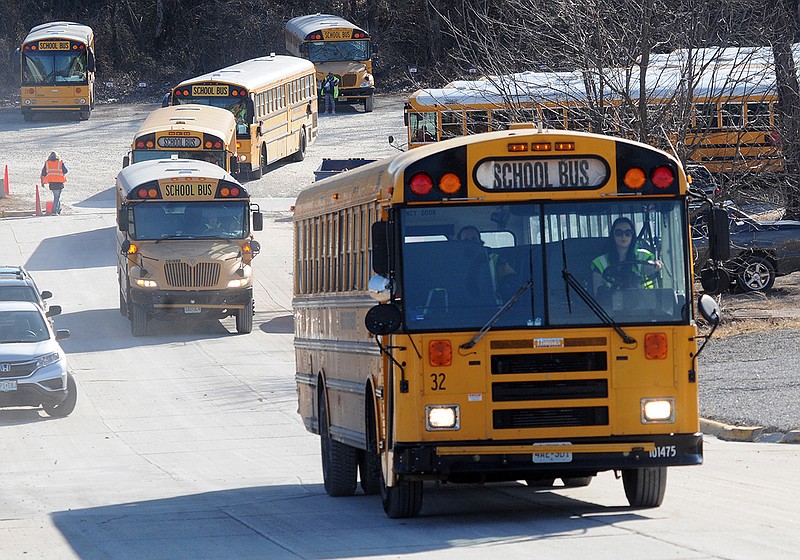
[293,127,724,517]
[116,159,263,336]
[15,21,96,121]
[169,55,318,180]
[124,105,240,175]
[285,14,376,112]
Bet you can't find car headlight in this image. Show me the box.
[134,278,158,288]
[36,352,61,368]
[641,398,675,423]
[426,404,460,430]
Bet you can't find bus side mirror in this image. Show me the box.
[371,221,390,276]
[161,92,171,107]
[252,211,263,231]
[708,207,731,261]
[12,48,20,76]
[118,206,129,232]
[365,303,402,335]
[697,293,721,326]
[87,49,96,73]
[122,155,130,168]
[120,239,131,254]
[229,155,239,174]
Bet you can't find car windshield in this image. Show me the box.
[0,310,49,343]
[0,286,39,304]
[129,201,249,240]
[399,200,691,332]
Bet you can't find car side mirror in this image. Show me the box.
[40,290,53,300]
[55,329,70,341]
[46,305,62,318]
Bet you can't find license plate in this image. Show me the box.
[532,442,573,463]
[184,307,201,314]
[0,380,18,392]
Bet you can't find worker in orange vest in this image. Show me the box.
[40,151,68,215]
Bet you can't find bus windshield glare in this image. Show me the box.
[129,201,249,240]
[22,50,87,85]
[400,199,689,331]
[306,40,370,62]
[132,150,226,168]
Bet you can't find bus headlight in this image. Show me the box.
[641,398,675,423]
[426,404,460,430]
[134,278,158,288]
[227,277,249,288]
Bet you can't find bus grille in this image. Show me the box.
[493,406,609,429]
[164,262,220,288]
[492,351,607,374]
[492,379,608,402]
[340,73,358,88]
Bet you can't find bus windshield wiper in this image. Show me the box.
[560,239,635,345]
[460,280,533,350]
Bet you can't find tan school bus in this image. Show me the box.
[124,105,240,176]
[169,55,318,180]
[293,126,723,517]
[285,14,376,112]
[116,159,263,336]
[15,21,96,121]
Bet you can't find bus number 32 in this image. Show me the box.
[430,373,446,391]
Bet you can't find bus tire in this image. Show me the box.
[80,108,90,121]
[319,387,358,497]
[380,473,423,519]
[131,303,148,337]
[293,129,307,162]
[235,299,253,334]
[249,163,262,181]
[359,393,382,495]
[622,467,667,507]
[119,286,128,316]
[364,95,374,112]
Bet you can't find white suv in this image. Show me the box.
[0,300,77,417]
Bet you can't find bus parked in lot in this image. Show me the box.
[404,45,785,177]
[169,55,317,179]
[123,105,240,176]
[15,21,96,121]
[293,127,722,517]
[285,14,376,112]
[116,159,263,336]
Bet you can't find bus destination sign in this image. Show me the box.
[157,136,202,149]
[475,157,609,191]
[38,40,71,50]
[159,181,216,199]
[322,28,352,40]
[191,85,229,97]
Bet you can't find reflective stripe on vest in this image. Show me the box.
[43,160,66,184]
[592,249,656,289]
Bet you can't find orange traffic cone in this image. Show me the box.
[35,183,43,215]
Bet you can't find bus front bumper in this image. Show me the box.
[391,433,703,482]
[335,88,375,100]
[130,287,252,310]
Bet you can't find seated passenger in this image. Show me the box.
[591,217,661,295]
[457,225,517,300]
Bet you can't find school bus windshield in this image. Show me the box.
[22,50,86,85]
[131,150,226,168]
[306,40,370,62]
[128,201,249,240]
[400,199,689,331]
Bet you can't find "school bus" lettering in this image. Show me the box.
[162,183,215,198]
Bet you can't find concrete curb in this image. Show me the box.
[700,418,800,443]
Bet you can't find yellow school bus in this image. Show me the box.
[405,46,784,176]
[169,54,318,179]
[285,14,375,112]
[124,105,240,175]
[16,21,96,121]
[293,127,722,517]
[116,159,263,336]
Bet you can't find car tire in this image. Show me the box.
[42,373,77,418]
[736,256,776,292]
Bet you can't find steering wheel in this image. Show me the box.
[602,260,660,289]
